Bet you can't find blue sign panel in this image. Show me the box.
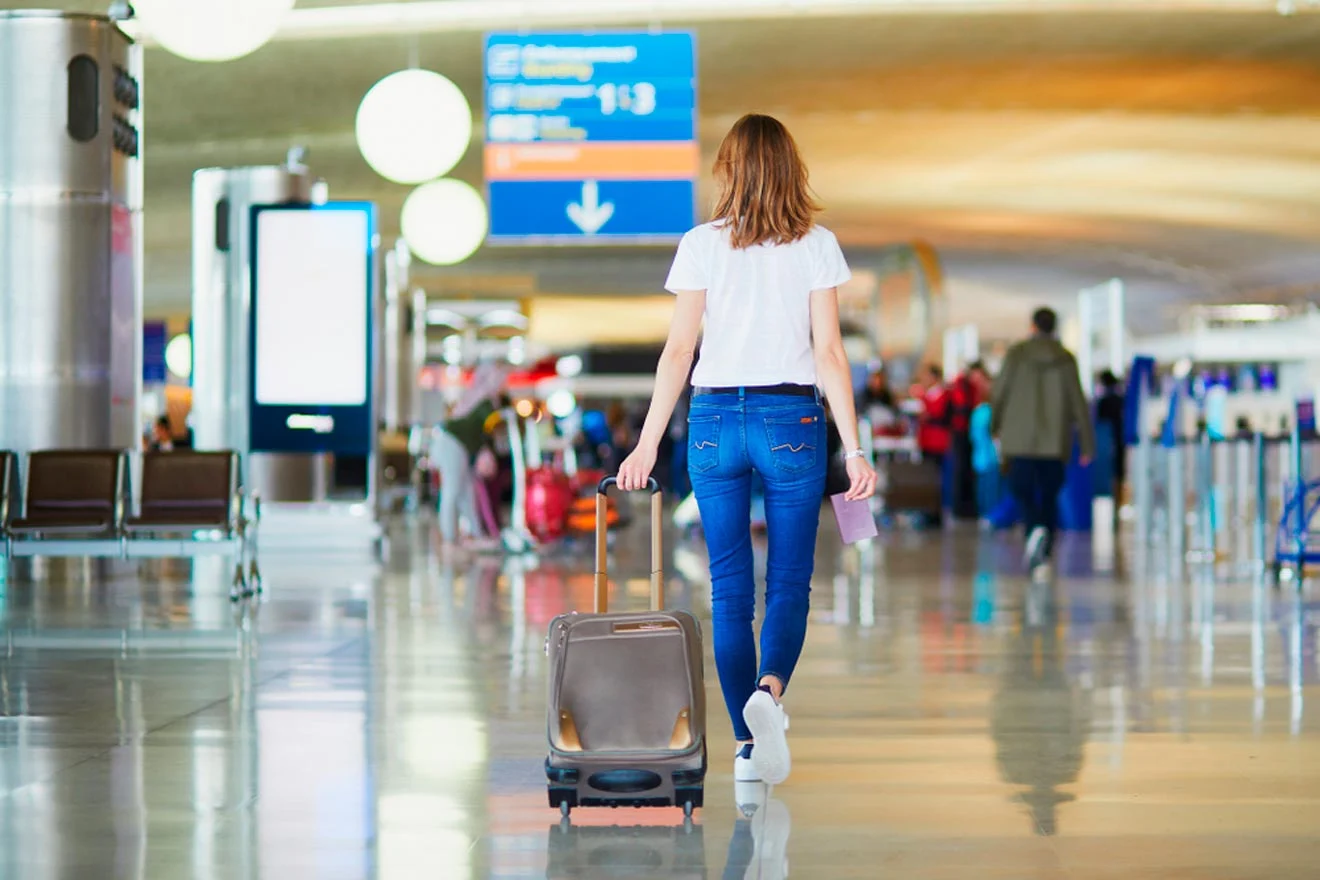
[488,179,695,240]
[484,31,697,244]
[143,321,167,384]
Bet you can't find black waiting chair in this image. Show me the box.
[7,450,127,540]
[0,451,16,535]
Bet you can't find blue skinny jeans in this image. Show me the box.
[688,389,826,741]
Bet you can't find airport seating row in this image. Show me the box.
[0,449,260,599]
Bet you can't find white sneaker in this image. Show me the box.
[743,689,791,785]
[734,743,760,782]
[1025,526,1048,570]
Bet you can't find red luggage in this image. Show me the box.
[526,465,573,542]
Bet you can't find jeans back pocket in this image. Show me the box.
[688,414,722,474]
[764,414,821,474]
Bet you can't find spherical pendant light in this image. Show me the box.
[356,70,472,185]
[400,180,487,266]
[134,0,294,62]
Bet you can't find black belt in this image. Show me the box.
[693,383,817,398]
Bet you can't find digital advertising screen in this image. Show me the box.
[248,202,376,454]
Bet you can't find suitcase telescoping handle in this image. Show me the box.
[594,476,663,614]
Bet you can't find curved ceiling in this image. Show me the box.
[8,0,1320,337]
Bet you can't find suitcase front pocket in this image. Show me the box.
[555,626,697,753]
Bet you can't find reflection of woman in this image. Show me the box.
[616,114,877,789]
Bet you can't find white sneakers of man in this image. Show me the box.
[1024,526,1048,571]
[742,689,791,786]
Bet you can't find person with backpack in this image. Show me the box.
[991,307,1095,575]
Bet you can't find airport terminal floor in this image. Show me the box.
[1,511,1317,879]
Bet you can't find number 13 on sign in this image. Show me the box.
[596,82,657,116]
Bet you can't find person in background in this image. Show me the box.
[914,364,953,522]
[967,364,1000,528]
[860,367,898,433]
[147,415,174,452]
[431,365,505,549]
[991,307,1095,575]
[1095,370,1126,500]
[948,361,985,521]
[914,363,951,461]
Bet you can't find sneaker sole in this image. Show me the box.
[743,692,790,785]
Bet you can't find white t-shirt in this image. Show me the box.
[664,221,851,387]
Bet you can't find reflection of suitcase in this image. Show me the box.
[546,477,707,817]
[546,822,707,880]
[883,459,943,516]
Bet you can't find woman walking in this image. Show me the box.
[616,114,876,788]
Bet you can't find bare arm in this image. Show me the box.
[616,289,705,491]
[810,287,860,450]
[811,287,876,500]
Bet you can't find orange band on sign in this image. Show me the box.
[485,142,700,181]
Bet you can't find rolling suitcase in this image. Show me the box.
[545,476,707,817]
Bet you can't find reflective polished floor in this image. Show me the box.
[1,510,1318,879]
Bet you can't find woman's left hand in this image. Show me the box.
[844,456,878,501]
[617,444,658,492]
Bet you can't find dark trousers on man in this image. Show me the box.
[1007,457,1066,555]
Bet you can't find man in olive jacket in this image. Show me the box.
[991,307,1095,571]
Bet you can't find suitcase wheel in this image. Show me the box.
[676,786,703,817]
[549,787,578,815]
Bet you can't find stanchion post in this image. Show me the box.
[1168,443,1185,573]
[1134,428,1153,548]
[1292,422,1306,585]
[1253,432,1267,572]
[1197,432,1215,563]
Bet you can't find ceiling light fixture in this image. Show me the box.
[133,0,294,61]
[400,179,488,266]
[356,69,472,184]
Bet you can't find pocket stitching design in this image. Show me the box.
[688,414,722,474]
[764,415,821,475]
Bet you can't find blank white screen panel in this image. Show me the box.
[254,209,369,406]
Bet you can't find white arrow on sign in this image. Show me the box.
[566,181,614,235]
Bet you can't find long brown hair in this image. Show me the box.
[710,114,820,249]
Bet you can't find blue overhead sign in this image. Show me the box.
[483,31,698,244]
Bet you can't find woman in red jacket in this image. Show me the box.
[914,364,952,459]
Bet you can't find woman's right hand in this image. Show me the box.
[845,456,878,501]
[617,444,658,492]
